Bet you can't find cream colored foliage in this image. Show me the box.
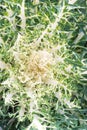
[26,116,46,130]
[18,106,25,121]
[18,50,56,85]
[0,60,7,70]
[4,93,13,105]
[69,0,77,4]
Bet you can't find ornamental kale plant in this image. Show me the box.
[0,0,87,130]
